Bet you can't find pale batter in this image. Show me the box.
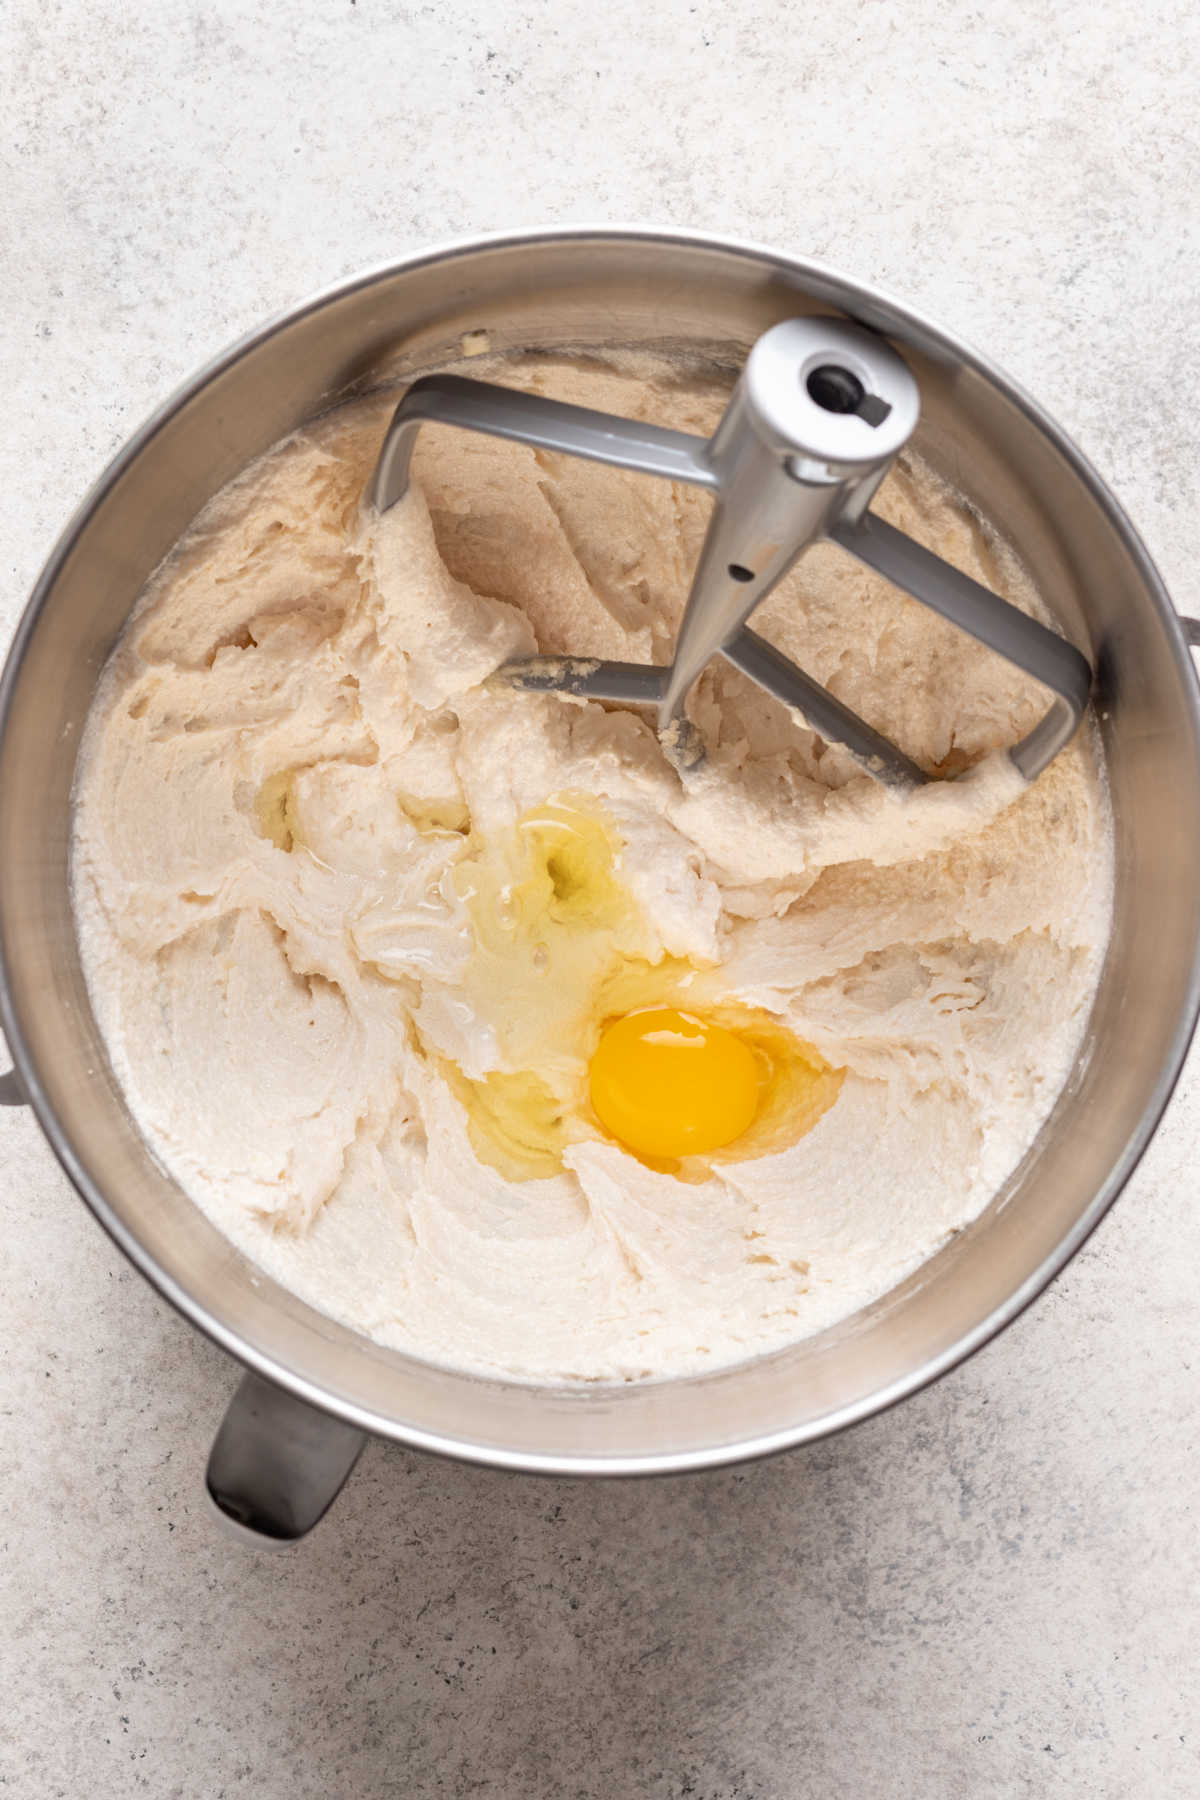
[71,352,1112,1382]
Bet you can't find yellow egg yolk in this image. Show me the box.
[589,1007,763,1160]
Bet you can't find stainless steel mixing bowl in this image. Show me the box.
[4,228,1200,1542]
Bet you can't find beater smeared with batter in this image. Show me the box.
[72,351,1112,1381]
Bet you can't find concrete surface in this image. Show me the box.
[3,2,1200,1795]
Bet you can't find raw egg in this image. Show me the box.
[589,1007,762,1159]
[434,792,844,1180]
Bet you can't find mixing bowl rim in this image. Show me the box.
[3,223,1199,1475]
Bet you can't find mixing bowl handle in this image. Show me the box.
[1183,617,1200,648]
[206,1368,367,1546]
[0,1065,27,1105]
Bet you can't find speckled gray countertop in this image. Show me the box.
[3,3,1200,1796]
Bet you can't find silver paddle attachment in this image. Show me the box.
[367,319,1091,789]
